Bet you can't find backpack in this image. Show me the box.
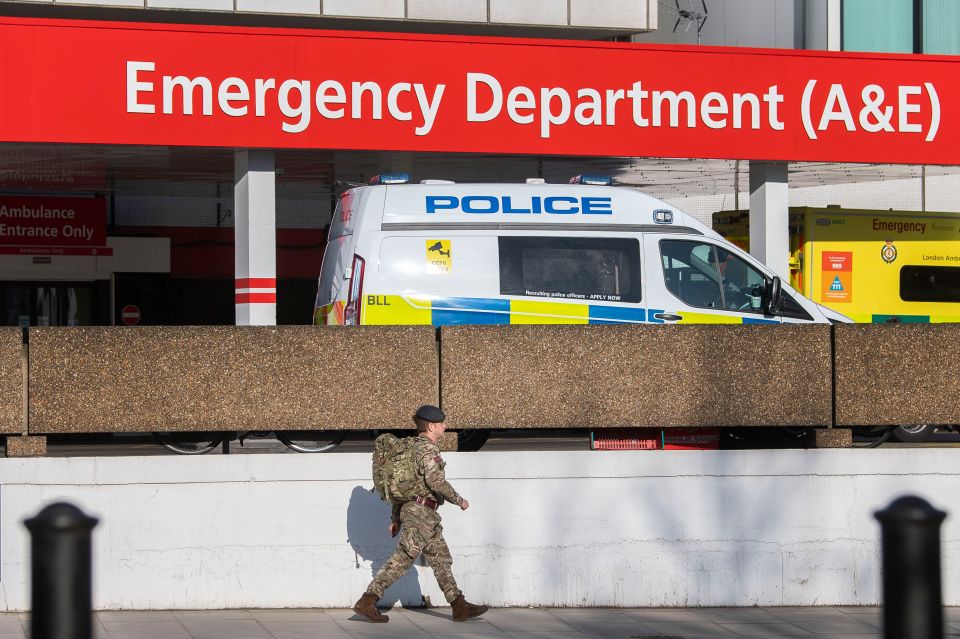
[372,434,420,502]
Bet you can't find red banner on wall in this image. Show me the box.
[0,195,107,250]
[0,17,957,164]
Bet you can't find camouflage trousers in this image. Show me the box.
[367,501,461,603]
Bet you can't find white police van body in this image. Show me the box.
[314,176,848,327]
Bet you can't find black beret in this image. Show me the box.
[415,405,446,423]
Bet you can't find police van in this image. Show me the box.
[314,174,849,328]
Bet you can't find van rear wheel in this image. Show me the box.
[892,424,936,444]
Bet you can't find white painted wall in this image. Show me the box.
[0,450,956,611]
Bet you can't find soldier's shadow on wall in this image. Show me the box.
[346,485,425,609]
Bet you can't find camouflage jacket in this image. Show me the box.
[416,435,463,505]
[391,435,462,521]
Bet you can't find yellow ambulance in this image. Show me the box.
[713,207,960,324]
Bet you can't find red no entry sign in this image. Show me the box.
[121,304,140,326]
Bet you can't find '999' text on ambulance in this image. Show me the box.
[314,175,850,328]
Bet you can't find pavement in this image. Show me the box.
[4,606,960,638]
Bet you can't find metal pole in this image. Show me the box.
[875,495,946,639]
[24,502,99,639]
[922,165,927,212]
[734,160,740,211]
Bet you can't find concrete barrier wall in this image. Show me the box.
[0,328,22,434]
[0,450,956,610]
[20,323,960,435]
[28,326,437,433]
[440,325,833,428]
[835,324,960,426]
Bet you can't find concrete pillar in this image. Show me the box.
[748,160,790,281]
[234,150,276,326]
[827,0,841,51]
[803,0,842,51]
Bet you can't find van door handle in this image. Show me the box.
[654,313,683,322]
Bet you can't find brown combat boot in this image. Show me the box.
[451,594,489,621]
[353,592,389,623]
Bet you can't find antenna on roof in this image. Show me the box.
[673,0,708,45]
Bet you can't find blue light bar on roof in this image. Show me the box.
[369,172,411,185]
[568,174,613,186]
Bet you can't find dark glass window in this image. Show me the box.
[498,236,641,303]
[0,280,112,327]
[900,265,960,302]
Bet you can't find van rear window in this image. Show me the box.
[900,265,960,302]
[327,191,355,240]
[498,237,641,303]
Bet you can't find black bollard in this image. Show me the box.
[24,502,99,639]
[874,495,947,639]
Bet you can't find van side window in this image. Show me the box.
[660,240,768,313]
[900,266,960,302]
[498,237,641,303]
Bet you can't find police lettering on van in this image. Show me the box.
[425,195,613,215]
[314,173,849,328]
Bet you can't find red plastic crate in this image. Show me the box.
[591,428,661,450]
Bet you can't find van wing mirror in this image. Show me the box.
[766,276,783,315]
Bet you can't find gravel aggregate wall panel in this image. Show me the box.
[28,326,437,433]
[0,328,23,434]
[440,324,832,429]
[835,323,960,426]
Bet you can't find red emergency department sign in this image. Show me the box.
[0,17,957,164]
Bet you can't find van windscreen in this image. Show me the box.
[498,237,641,303]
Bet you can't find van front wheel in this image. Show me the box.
[892,424,937,444]
[276,430,347,453]
[155,432,225,455]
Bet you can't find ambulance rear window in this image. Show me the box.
[900,266,960,302]
[498,237,641,303]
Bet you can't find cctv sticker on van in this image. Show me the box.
[426,240,452,273]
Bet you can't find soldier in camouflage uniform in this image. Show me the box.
[353,405,489,623]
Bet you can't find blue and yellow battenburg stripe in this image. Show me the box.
[823,313,960,324]
[356,295,778,325]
